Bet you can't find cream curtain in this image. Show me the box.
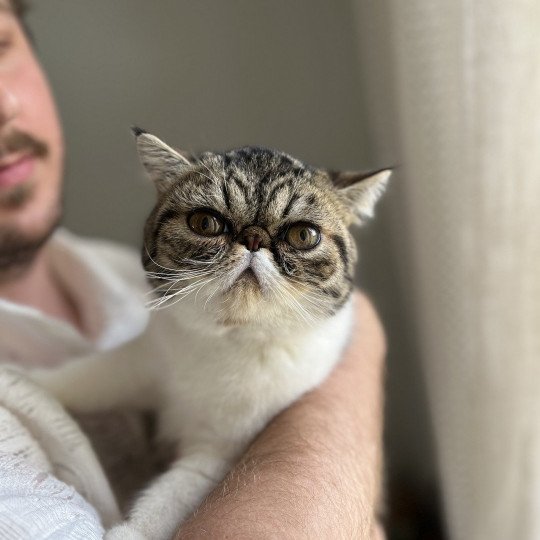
[354,1,540,539]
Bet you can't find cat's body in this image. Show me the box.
[33,131,389,540]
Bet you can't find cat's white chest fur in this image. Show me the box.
[148,299,354,454]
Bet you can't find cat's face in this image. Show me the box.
[135,130,389,328]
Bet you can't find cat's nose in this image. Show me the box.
[244,234,262,252]
[240,226,270,252]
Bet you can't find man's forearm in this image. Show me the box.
[176,292,386,539]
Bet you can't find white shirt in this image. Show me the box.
[0,230,151,539]
[0,229,149,367]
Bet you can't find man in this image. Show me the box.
[0,1,385,538]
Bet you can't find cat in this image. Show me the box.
[32,129,390,539]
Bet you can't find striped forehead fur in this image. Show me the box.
[167,148,349,227]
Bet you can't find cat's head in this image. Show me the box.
[134,129,390,328]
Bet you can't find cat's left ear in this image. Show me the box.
[331,168,392,223]
[132,127,193,194]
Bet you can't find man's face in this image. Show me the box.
[0,1,64,275]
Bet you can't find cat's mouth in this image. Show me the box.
[221,251,278,298]
[231,267,261,291]
[239,267,258,282]
[222,253,264,291]
[221,265,266,299]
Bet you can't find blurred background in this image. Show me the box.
[27,2,540,539]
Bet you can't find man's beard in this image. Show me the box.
[0,181,34,209]
[0,209,61,278]
[0,129,59,279]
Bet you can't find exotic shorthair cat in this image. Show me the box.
[33,129,390,539]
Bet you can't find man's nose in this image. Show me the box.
[0,84,19,126]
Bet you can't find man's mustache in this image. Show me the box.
[0,131,49,160]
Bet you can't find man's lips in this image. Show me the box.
[0,155,35,188]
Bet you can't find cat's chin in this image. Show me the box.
[214,292,307,331]
[164,275,315,330]
[207,279,286,328]
[225,269,263,295]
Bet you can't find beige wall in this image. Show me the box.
[28,0,435,494]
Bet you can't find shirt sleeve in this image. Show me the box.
[0,366,120,537]
[0,454,104,540]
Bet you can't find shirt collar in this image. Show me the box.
[0,230,149,366]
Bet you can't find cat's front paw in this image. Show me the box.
[105,522,148,540]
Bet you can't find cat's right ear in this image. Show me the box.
[330,167,392,224]
[131,127,193,194]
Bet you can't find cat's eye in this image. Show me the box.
[285,223,321,250]
[188,210,228,237]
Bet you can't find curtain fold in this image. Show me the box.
[354,1,540,538]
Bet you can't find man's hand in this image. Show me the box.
[175,291,386,539]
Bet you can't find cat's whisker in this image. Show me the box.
[147,283,188,308]
[286,287,326,315]
[204,282,221,310]
[181,255,224,267]
[284,285,325,309]
[146,273,177,281]
[203,272,230,310]
[147,261,220,279]
[167,278,212,302]
[146,274,214,310]
[154,275,218,311]
[161,277,191,301]
[277,292,312,326]
[145,283,176,298]
[147,274,195,294]
[175,275,217,296]
[147,268,212,276]
[279,284,320,327]
[262,272,313,327]
[172,249,226,273]
[193,275,219,304]
[148,287,189,310]
[144,245,224,281]
[145,269,216,300]
[146,269,214,281]
[277,274,327,314]
[143,244,181,274]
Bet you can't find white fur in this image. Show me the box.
[32,247,355,540]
